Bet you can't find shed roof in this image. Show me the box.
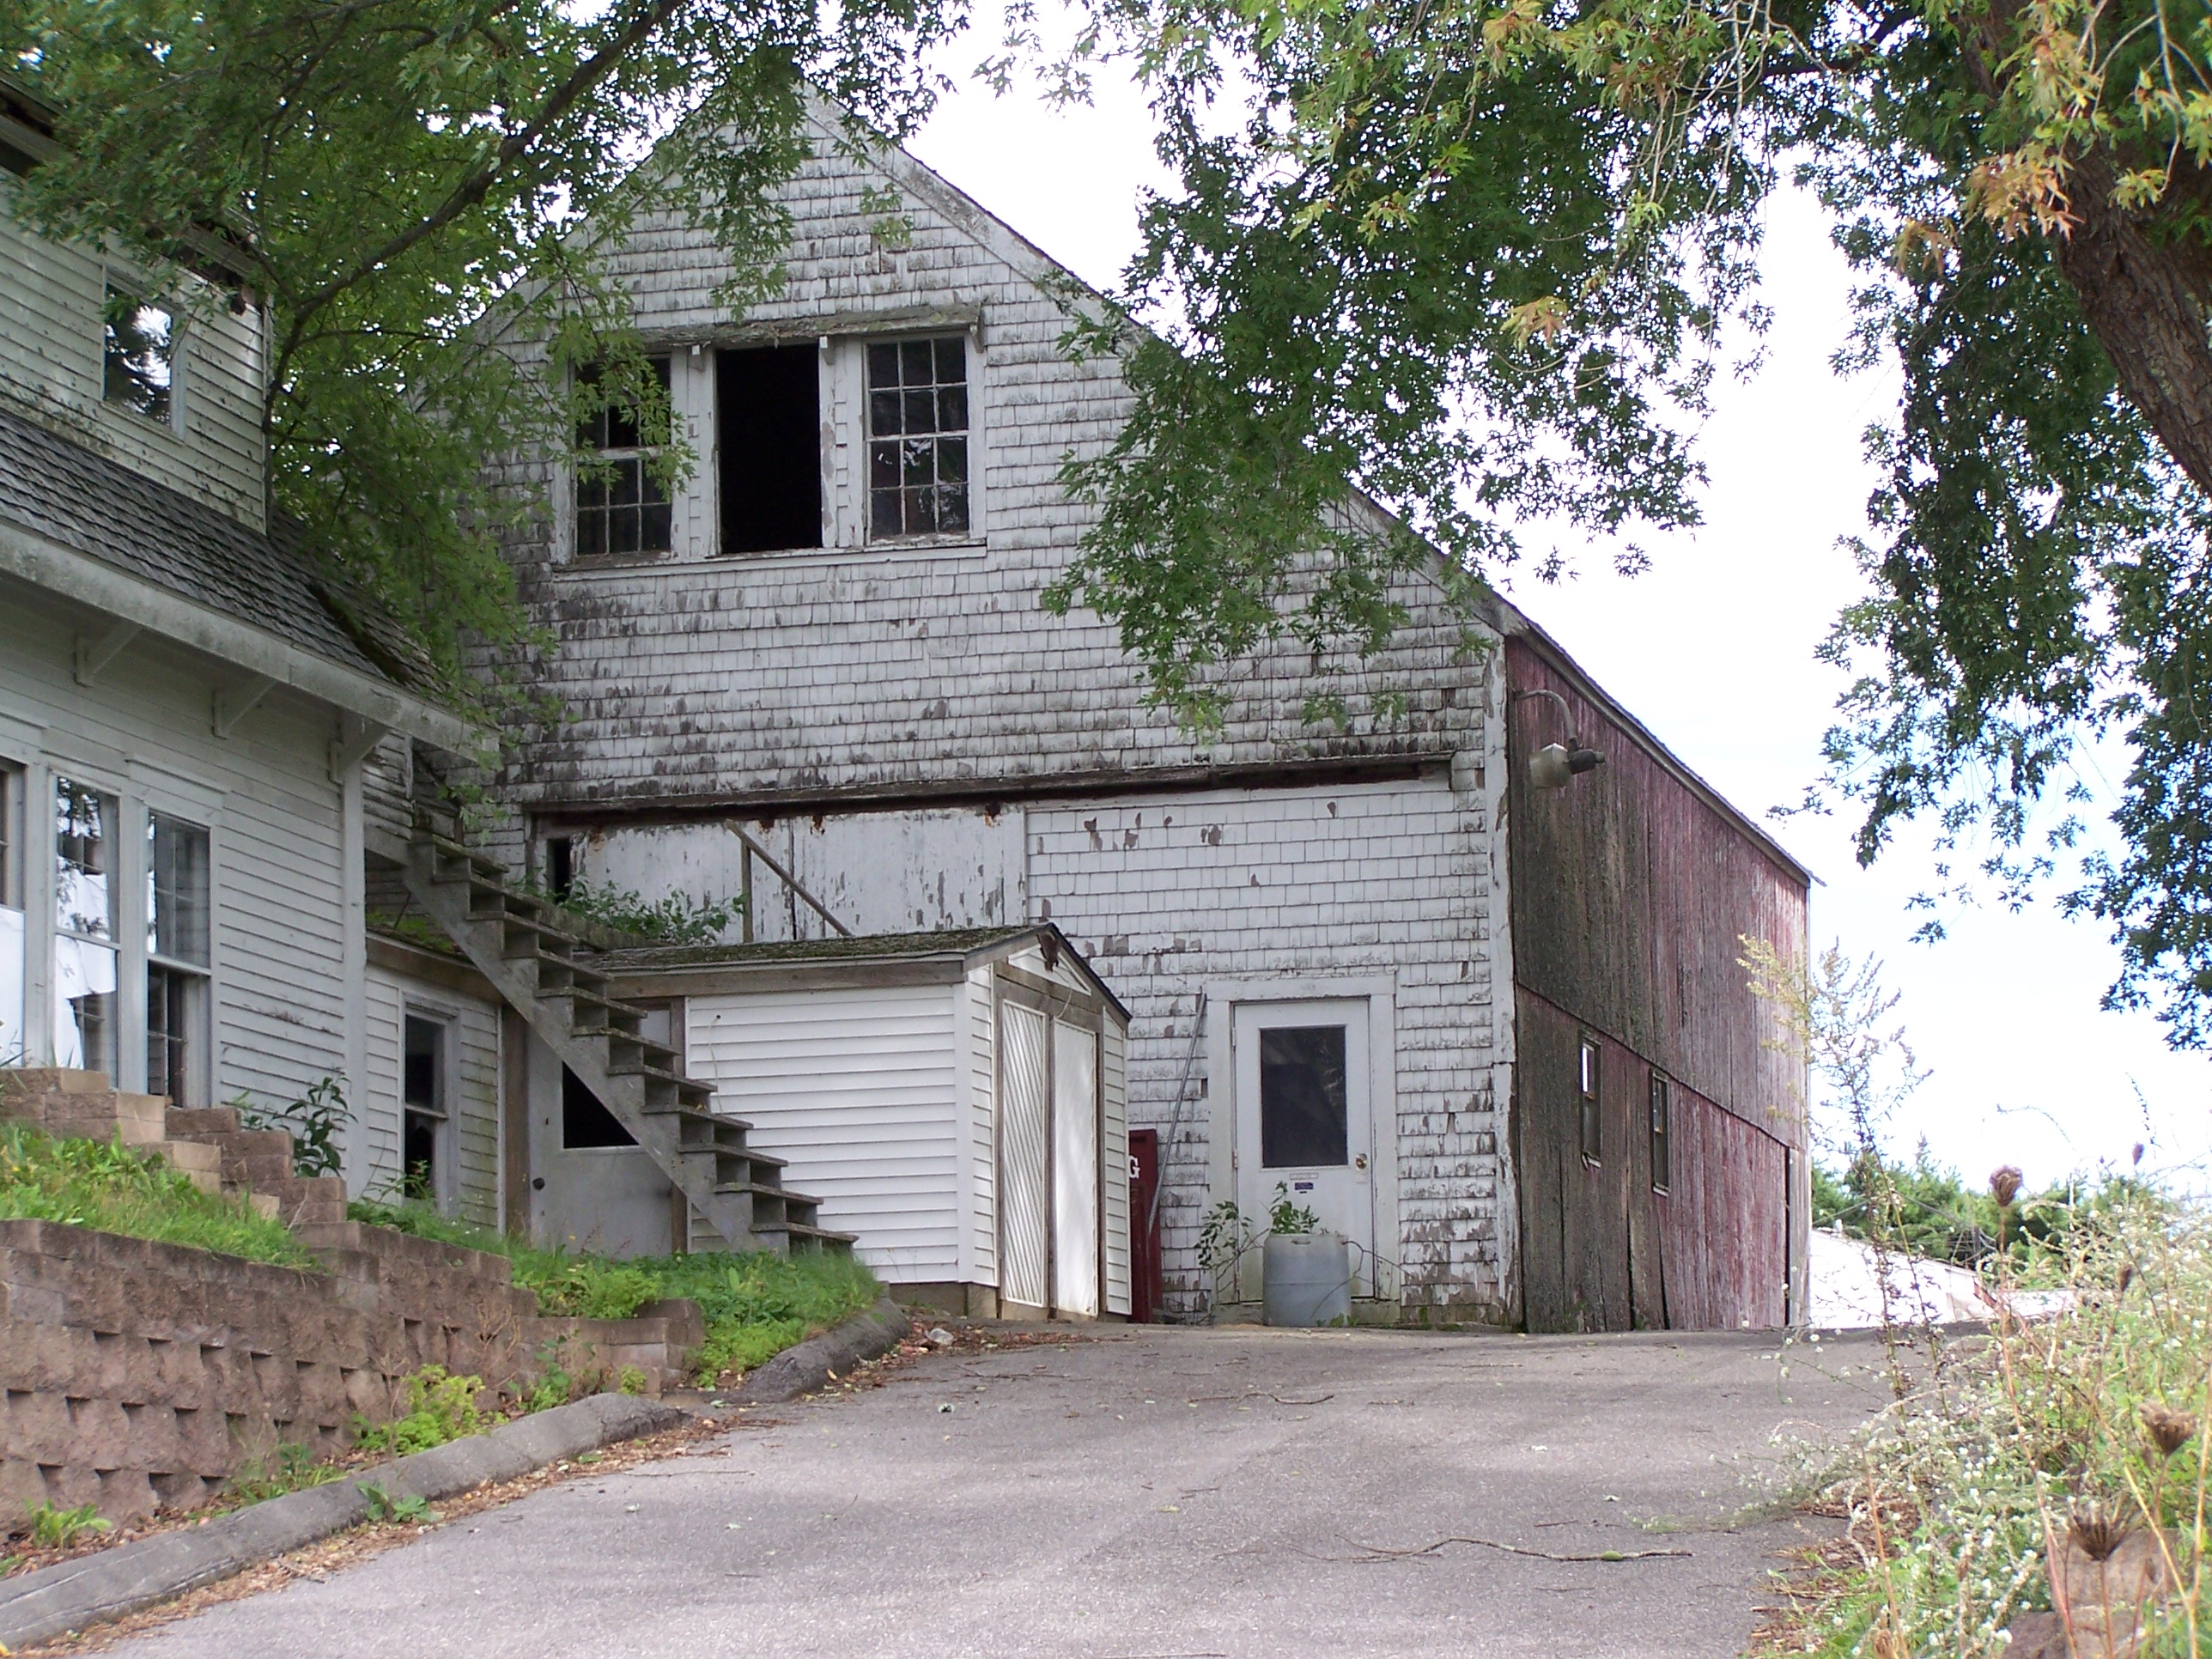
[597,922,1129,1020]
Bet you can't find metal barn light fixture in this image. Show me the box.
[1512,688,1606,789]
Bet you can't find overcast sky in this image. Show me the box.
[903,64,2212,1191]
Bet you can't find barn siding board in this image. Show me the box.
[687,983,963,1280]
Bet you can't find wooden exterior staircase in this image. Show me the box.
[402,835,849,1256]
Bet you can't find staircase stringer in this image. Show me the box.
[400,840,778,1254]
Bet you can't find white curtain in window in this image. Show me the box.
[0,907,22,1063]
[52,933,117,1073]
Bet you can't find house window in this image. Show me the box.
[146,813,211,1107]
[1577,1035,1601,1165]
[402,1014,449,1202]
[1649,1071,1671,1194]
[867,337,969,540]
[0,765,21,1064]
[719,343,822,554]
[53,778,118,1077]
[574,357,672,558]
[103,286,175,426]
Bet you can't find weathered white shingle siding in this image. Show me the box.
[0,587,349,1105]
[360,962,502,1224]
[487,117,1490,813]
[0,177,267,529]
[1032,769,1510,1319]
[686,984,962,1279]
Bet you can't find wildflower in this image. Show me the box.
[1990,1166,2024,1208]
[2141,1402,2197,1459]
[2067,1499,2128,1562]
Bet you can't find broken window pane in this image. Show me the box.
[867,334,970,540]
[574,357,672,558]
[103,287,173,425]
[718,343,821,554]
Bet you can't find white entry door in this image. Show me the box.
[1234,1000,1375,1294]
[998,1000,1103,1317]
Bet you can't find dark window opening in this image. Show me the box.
[545,836,575,901]
[104,287,174,424]
[1578,1036,1601,1165]
[1649,1073,1671,1193]
[1259,1024,1349,1169]
[562,1065,636,1149]
[867,336,969,540]
[717,343,821,555]
[575,357,672,558]
[147,965,195,1105]
[403,1015,447,1200]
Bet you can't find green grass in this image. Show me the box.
[348,1199,879,1382]
[0,1123,316,1267]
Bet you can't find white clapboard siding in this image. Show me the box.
[963,964,998,1288]
[362,962,501,1226]
[0,589,349,1109]
[1102,1014,1131,1316]
[1,176,268,527]
[688,984,961,1279]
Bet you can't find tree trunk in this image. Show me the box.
[2050,150,2212,504]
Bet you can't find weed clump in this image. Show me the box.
[353,1366,486,1456]
[0,1123,314,1267]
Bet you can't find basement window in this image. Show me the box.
[562,1064,636,1150]
[1649,1071,1671,1194]
[1578,1035,1601,1165]
[103,286,175,427]
[574,357,672,559]
[718,343,822,554]
[868,336,969,540]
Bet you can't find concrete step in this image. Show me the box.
[3,1066,115,1096]
[2,1084,167,1146]
[164,1106,244,1138]
[151,1139,224,1194]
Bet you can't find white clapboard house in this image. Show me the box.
[0,78,471,1121]
[356,95,1814,1330]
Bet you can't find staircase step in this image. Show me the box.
[3,1067,114,1097]
[165,1106,244,1137]
[2,1084,167,1146]
[153,1139,224,1194]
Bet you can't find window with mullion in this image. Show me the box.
[574,357,673,558]
[867,336,970,540]
[52,778,118,1077]
[146,813,210,1106]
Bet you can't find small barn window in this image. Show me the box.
[103,286,175,427]
[574,357,672,558]
[1649,1072,1671,1193]
[867,336,969,540]
[1577,1035,1601,1164]
[718,343,822,554]
[544,835,576,901]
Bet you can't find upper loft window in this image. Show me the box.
[574,356,672,559]
[868,337,969,541]
[103,286,175,427]
[720,343,822,555]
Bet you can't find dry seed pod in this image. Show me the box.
[2118,1261,2136,1296]
[2142,1402,2198,1458]
[2068,1500,2129,1562]
[1990,1165,2025,1208]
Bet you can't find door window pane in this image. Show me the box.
[55,778,114,940]
[148,813,210,965]
[1259,1025,1349,1168]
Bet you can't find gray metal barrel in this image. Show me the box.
[1262,1231,1352,1327]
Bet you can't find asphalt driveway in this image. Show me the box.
[95,1323,1892,1659]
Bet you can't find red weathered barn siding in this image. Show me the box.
[1504,633,1808,1332]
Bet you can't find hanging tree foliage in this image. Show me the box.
[3,0,960,698]
[1044,0,2212,1044]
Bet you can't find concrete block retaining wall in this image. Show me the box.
[0,1219,699,1529]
